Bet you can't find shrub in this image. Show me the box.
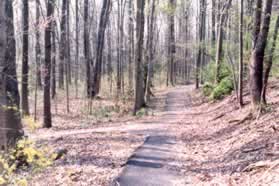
[210,77,234,100]
[0,139,56,185]
[23,116,40,132]
[203,61,232,84]
[202,83,214,97]
[136,108,147,117]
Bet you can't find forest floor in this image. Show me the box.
[23,81,279,185]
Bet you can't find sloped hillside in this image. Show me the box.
[178,81,279,185]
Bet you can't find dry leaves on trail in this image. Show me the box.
[29,131,145,186]
[172,82,279,185]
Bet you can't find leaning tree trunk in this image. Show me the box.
[43,0,54,128]
[0,0,23,148]
[250,0,273,107]
[133,0,146,115]
[92,0,111,97]
[21,0,30,116]
[262,15,279,103]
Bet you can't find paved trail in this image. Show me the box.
[113,87,189,186]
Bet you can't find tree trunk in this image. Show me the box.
[133,0,146,114]
[107,21,113,94]
[167,0,176,86]
[262,15,279,103]
[215,0,232,84]
[0,0,23,149]
[59,0,67,89]
[211,0,216,43]
[43,0,54,128]
[92,0,111,97]
[196,0,206,89]
[128,0,134,93]
[250,0,273,107]
[145,0,156,102]
[75,0,79,98]
[51,22,57,99]
[21,0,30,116]
[239,0,244,106]
[66,0,70,113]
[84,0,92,98]
[35,0,42,89]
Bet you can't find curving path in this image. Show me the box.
[112,87,189,186]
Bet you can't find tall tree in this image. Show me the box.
[51,22,57,99]
[84,0,92,98]
[59,0,67,89]
[92,0,112,97]
[21,0,30,116]
[0,0,23,148]
[106,21,113,93]
[239,0,244,106]
[262,15,279,103]
[167,0,176,86]
[215,0,232,84]
[196,0,206,89]
[35,0,42,89]
[211,0,216,43]
[145,0,156,102]
[116,0,126,97]
[75,0,79,97]
[65,0,70,113]
[250,0,273,107]
[43,0,54,128]
[128,0,135,92]
[134,0,146,114]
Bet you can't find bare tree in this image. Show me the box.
[43,0,55,128]
[250,0,273,107]
[35,0,42,89]
[59,0,67,89]
[215,0,232,84]
[92,0,112,97]
[262,15,279,103]
[21,0,30,116]
[167,0,176,86]
[134,0,146,114]
[239,0,244,106]
[84,0,92,98]
[0,0,23,148]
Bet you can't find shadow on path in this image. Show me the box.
[112,87,189,186]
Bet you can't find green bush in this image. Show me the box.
[203,62,232,84]
[136,108,147,117]
[210,77,234,100]
[202,83,214,97]
[0,138,55,185]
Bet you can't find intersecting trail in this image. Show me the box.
[113,87,190,186]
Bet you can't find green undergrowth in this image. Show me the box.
[202,62,234,100]
[136,108,148,117]
[0,138,57,185]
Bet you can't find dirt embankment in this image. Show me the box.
[177,82,279,185]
